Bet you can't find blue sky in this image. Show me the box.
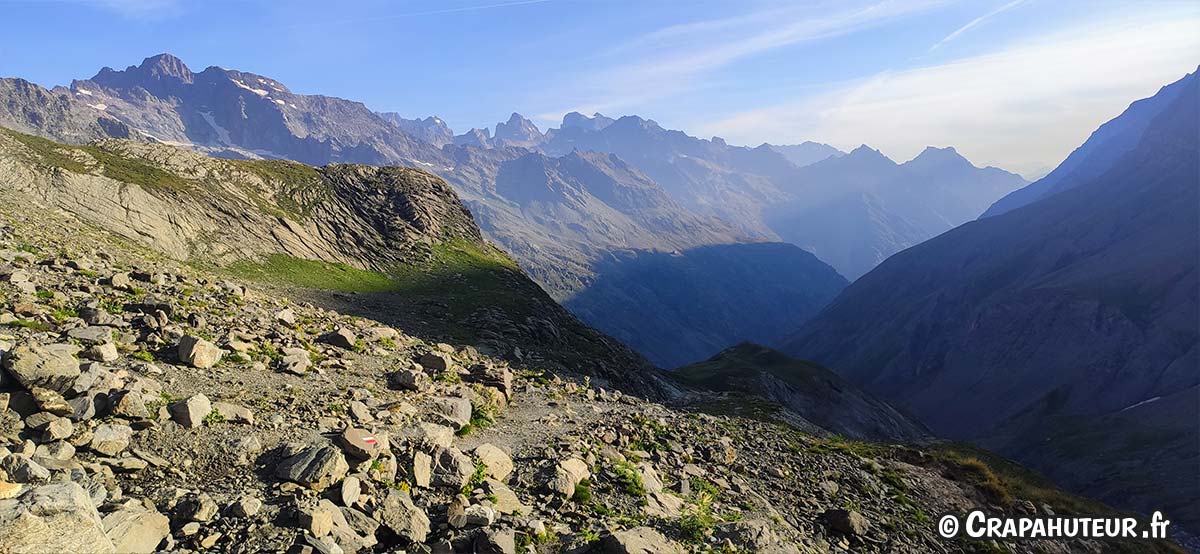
[1,0,1197,175]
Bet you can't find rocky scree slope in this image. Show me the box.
[0,190,1181,554]
[0,126,660,395]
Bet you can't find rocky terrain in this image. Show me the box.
[0,120,1184,553]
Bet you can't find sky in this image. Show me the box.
[1,0,1197,176]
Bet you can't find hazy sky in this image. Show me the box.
[1,0,1197,175]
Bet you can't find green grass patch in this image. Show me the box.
[226,254,395,294]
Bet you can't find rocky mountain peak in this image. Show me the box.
[908,146,972,169]
[493,113,543,145]
[91,52,195,91]
[560,111,615,131]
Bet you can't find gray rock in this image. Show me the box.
[2,344,81,394]
[597,527,684,554]
[0,482,116,553]
[276,445,349,490]
[320,328,357,350]
[89,423,133,456]
[377,489,429,543]
[66,326,112,345]
[212,401,254,424]
[474,528,516,554]
[419,352,452,373]
[177,335,222,369]
[430,397,471,430]
[388,369,430,392]
[102,507,169,554]
[168,394,211,428]
[176,493,218,522]
[1,454,50,483]
[824,508,870,536]
[431,447,474,489]
[339,476,361,507]
[411,451,432,488]
[280,347,311,375]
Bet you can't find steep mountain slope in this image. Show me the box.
[769,141,844,167]
[982,68,1196,217]
[767,145,1027,279]
[565,243,846,368]
[673,343,927,441]
[0,126,661,394]
[782,71,1199,531]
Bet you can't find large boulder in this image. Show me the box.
[276,445,349,490]
[0,482,116,553]
[2,344,81,394]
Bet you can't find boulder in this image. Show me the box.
[548,457,589,497]
[473,443,513,481]
[168,394,211,428]
[597,527,684,554]
[824,508,870,536]
[102,507,169,554]
[377,489,429,543]
[0,482,116,553]
[475,528,516,554]
[320,328,357,350]
[89,423,133,456]
[388,369,430,392]
[276,445,349,490]
[280,347,311,375]
[430,397,471,430]
[2,344,81,394]
[177,336,222,369]
[431,447,474,489]
[176,493,218,522]
[338,427,383,460]
[212,401,254,424]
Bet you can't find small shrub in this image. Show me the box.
[572,479,593,503]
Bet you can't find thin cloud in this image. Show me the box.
[700,14,1200,175]
[930,0,1028,51]
[533,0,949,125]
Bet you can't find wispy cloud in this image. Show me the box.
[700,13,1200,175]
[929,0,1028,51]
[533,0,948,125]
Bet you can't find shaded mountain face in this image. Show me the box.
[674,343,927,441]
[781,71,1199,531]
[982,69,1195,218]
[492,112,544,148]
[766,145,1027,279]
[565,243,847,368]
[768,141,844,168]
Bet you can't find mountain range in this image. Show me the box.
[782,70,1199,531]
[0,53,1028,366]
